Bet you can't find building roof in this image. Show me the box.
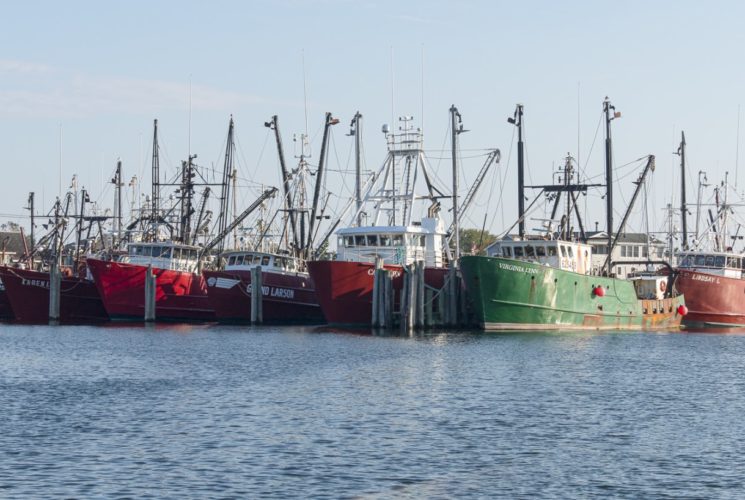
[0,231,30,255]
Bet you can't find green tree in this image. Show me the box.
[458,228,498,256]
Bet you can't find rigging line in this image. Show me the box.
[487,125,516,234]
[577,109,604,185]
[522,117,533,186]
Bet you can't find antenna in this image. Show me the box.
[302,49,309,139]
[390,46,395,132]
[737,104,741,188]
[58,123,63,200]
[420,44,425,135]
[188,74,192,159]
[577,82,580,174]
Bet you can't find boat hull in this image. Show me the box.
[203,269,324,324]
[0,285,13,320]
[0,267,108,323]
[87,258,215,322]
[307,260,447,326]
[460,255,684,331]
[673,270,745,327]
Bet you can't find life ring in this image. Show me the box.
[659,280,667,293]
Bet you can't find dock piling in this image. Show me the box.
[144,265,156,322]
[48,262,60,324]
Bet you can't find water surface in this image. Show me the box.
[1,324,744,498]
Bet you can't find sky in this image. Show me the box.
[2,0,744,247]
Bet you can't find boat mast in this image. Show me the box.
[74,188,87,266]
[179,154,197,244]
[151,119,160,241]
[306,112,337,258]
[26,192,35,252]
[508,104,525,238]
[112,159,123,246]
[694,171,708,246]
[676,131,688,249]
[216,116,235,258]
[351,111,363,226]
[602,155,655,272]
[450,105,464,260]
[603,97,620,276]
[266,115,299,254]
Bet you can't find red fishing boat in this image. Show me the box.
[673,251,745,327]
[204,250,323,323]
[0,281,14,320]
[0,266,108,323]
[87,242,215,322]
[308,256,448,326]
[307,115,459,327]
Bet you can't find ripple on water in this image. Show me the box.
[0,325,744,498]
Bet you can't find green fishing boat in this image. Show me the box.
[460,240,685,331]
[460,99,686,331]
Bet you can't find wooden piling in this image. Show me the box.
[48,262,60,324]
[251,266,263,324]
[383,269,393,329]
[401,264,413,332]
[425,288,434,328]
[447,265,458,326]
[415,261,425,329]
[371,267,380,328]
[144,265,156,322]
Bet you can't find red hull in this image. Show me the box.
[674,269,745,326]
[0,267,108,323]
[203,269,324,324]
[307,260,447,326]
[87,258,215,322]
[0,285,14,320]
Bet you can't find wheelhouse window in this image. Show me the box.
[694,255,705,266]
[234,255,244,266]
[228,255,236,266]
[392,234,404,246]
[514,246,524,257]
[344,236,355,247]
[261,256,271,266]
[502,246,512,257]
[559,246,566,257]
[566,246,574,257]
[547,246,557,257]
[714,256,725,268]
[355,235,366,246]
[366,235,378,246]
[536,246,546,257]
[379,234,391,246]
[525,245,535,258]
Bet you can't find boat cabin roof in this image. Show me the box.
[337,224,441,236]
[678,251,745,270]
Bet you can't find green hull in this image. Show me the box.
[460,255,685,331]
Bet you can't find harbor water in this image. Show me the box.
[1,324,744,498]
